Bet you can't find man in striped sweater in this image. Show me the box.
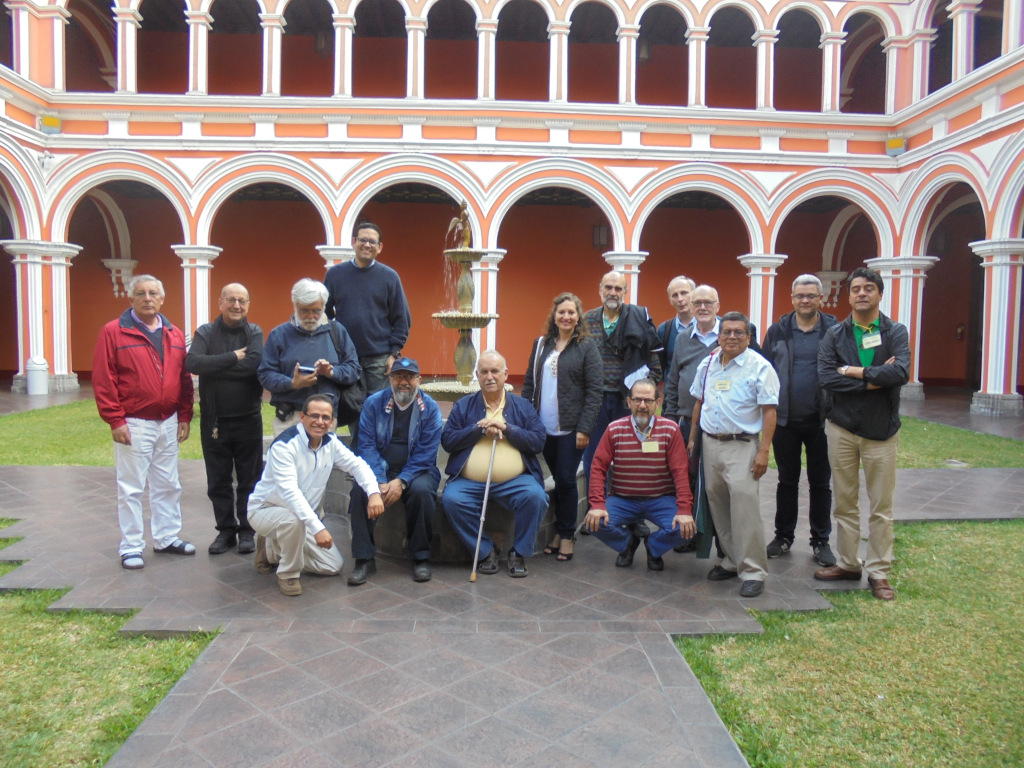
[584,379,695,571]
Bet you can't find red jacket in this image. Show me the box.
[93,309,194,430]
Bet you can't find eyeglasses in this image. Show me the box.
[134,290,161,299]
[720,330,748,338]
[692,300,717,308]
[355,238,380,247]
[793,294,820,302]
[297,307,323,317]
[303,413,333,423]
[223,297,249,305]
[630,397,658,406]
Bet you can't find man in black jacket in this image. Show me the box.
[186,283,264,555]
[761,275,838,567]
[814,267,909,601]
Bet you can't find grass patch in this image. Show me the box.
[677,519,1024,768]
[0,520,214,768]
[0,400,278,466]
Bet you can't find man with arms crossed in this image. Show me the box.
[814,267,909,601]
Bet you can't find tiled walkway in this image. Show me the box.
[2,458,1023,767]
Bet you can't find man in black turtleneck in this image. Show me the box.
[186,283,265,556]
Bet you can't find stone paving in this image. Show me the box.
[2,457,1023,768]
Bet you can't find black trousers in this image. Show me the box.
[349,470,439,562]
[772,418,833,545]
[200,412,263,535]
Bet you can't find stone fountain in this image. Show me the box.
[421,203,498,400]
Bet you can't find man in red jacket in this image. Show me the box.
[93,275,195,570]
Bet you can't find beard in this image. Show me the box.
[393,388,414,406]
[634,414,651,430]
[603,296,621,311]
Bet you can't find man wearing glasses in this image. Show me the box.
[248,395,383,596]
[690,312,779,598]
[761,275,838,568]
[259,278,361,436]
[584,379,695,571]
[663,284,722,443]
[186,283,264,556]
[324,222,411,402]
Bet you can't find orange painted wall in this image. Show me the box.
[137,31,189,94]
[495,41,548,101]
[65,21,113,93]
[208,33,262,96]
[353,38,406,98]
[774,49,823,112]
[637,45,688,106]
[280,34,334,96]
[706,47,756,109]
[425,40,477,99]
[568,43,617,104]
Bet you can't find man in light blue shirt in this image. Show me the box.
[690,312,779,598]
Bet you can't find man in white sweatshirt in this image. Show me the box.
[248,394,384,596]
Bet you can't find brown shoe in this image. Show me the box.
[279,577,302,596]
[868,576,895,601]
[814,564,862,581]
[254,535,275,575]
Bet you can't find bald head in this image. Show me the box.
[599,271,627,315]
[219,283,251,326]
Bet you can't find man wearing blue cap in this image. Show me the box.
[347,357,443,584]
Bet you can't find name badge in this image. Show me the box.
[714,379,732,391]
[641,441,660,453]
[861,331,882,349]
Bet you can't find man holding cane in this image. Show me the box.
[441,351,549,578]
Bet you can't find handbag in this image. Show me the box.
[327,321,367,424]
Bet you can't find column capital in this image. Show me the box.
[946,0,982,16]
[738,253,786,271]
[333,13,355,29]
[685,26,710,42]
[406,16,428,32]
[172,244,222,264]
[258,13,286,29]
[473,249,506,266]
[603,251,648,269]
[185,9,213,28]
[317,245,355,267]
[865,255,939,274]
[476,18,498,34]
[113,6,142,25]
[2,239,82,264]
[547,20,571,36]
[617,24,640,41]
[970,239,1024,263]
[819,30,846,47]
[752,29,779,45]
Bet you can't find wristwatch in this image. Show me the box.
[400,479,409,491]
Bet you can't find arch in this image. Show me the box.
[424,0,479,99]
[0,143,44,239]
[194,157,335,246]
[705,4,758,109]
[768,1,831,34]
[492,0,554,23]
[279,0,342,14]
[85,189,133,260]
[767,171,896,258]
[279,0,336,96]
[65,0,116,92]
[563,0,625,28]
[820,204,865,271]
[635,2,689,107]
[989,131,1024,238]
[634,0,695,30]
[632,164,767,254]
[495,0,551,101]
[352,0,408,98]
[567,0,620,104]
[835,3,899,41]
[421,0,480,22]
[48,154,191,244]
[774,6,826,112]
[348,0,412,17]
[899,157,989,254]
[701,1,766,30]
[927,0,954,95]
[839,11,887,114]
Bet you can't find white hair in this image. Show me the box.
[792,274,823,293]
[291,278,328,306]
[128,274,165,297]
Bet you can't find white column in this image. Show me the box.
[172,245,221,342]
[2,240,82,392]
[617,24,639,105]
[406,16,427,99]
[186,10,212,95]
[476,18,497,100]
[334,14,355,97]
[685,26,709,107]
[754,29,777,110]
[603,251,648,305]
[316,245,354,269]
[738,254,787,335]
[114,5,141,93]
[967,240,1024,416]
[820,31,845,113]
[260,13,286,96]
[912,29,937,101]
[471,250,505,353]
[1006,0,1023,52]
[865,256,938,400]
[950,0,981,80]
[548,20,570,102]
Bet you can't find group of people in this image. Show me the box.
[92,220,909,601]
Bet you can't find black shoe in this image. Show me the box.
[707,565,739,581]
[766,536,792,559]
[412,560,432,582]
[645,538,664,571]
[208,532,236,555]
[812,543,837,567]
[630,521,651,538]
[507,549,528,578]
[237,532,255,555]
[477,549,499,575]
[347,558,377,586]
[673,537,696,554]
[615,532,642,568]
[740,580,764,598]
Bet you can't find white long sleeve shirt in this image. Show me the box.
[248,423,379,535]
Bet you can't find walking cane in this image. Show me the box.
[469,434,499,583]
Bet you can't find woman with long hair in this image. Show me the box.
[522,292,603,561]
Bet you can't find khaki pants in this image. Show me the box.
[248,504,343,581]
[826,420,897,578]
[703,436,768,582]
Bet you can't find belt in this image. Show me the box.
[705,433,756,442]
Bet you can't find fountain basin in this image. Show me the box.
[433,311,498,330]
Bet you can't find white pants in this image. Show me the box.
[248,504,343,580]
[115,415,183,556]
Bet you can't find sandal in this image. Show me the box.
[556,542,574,562]
[121,553,144,570]
[543,536,561,556]
[154,539,196,556]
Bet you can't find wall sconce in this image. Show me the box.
[637,38,651,66]
[592,224,609,249]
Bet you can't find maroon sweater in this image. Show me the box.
[589,416,693,516]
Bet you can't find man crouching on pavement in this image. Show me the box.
[248,394,384,596]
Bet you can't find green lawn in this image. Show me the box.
[678,519,1024,768]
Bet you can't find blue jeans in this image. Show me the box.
[582,391,629,495]
[543,433,584,538]
[592,495,686,558]
[441,474,549,557]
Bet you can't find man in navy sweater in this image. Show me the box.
[324,222,411,405]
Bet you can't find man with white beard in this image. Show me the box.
[347,358,443,585]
